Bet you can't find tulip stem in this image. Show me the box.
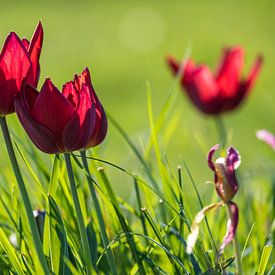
[80,151,118,275]
[215,115,227,150]
[0,116,49,275]
[64,153,93,274]
[226,204,242,274]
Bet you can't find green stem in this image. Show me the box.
[64,153,93,274]
[215,115,227,149]
[80,151,118,275]
[133,177,149,239]
[177,166,184,258]
[0,117,49,275]
[226,204,242,274]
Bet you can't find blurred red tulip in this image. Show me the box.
[0,22,43,115]
[15,68,107,153]
[167,46,263,114]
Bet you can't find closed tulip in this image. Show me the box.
[167,46,263,114]
[15,68,107,153]
[0,22,43,115]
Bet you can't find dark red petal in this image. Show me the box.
[62,84,95,151]
[20,83,39,112]
[32,79,74,143]
[166,55,180,74]
[223,55,263,113]
[22,38,30,50]
[226,147,241,172]
[216,47,244,97]
[86,103,107,148]
[74,67,92,91]
[0,32,31,115]
[26,21,43,87]
[62,81,79,108]
[219,202,239,254]
[207,144,220,171]
[242,55,263,93]
[183,65,221,114]
[14,96,60,154]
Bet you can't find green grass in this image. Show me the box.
[0,0,273,273]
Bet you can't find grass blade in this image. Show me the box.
[257,245,273,274]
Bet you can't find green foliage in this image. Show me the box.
[0,83,273,274]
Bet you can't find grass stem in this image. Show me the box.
[80,151,118,275]
[215,115,227,149]
[64,153,93,274]
[0,116,49,275]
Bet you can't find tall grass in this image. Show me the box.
[0,78,273,273]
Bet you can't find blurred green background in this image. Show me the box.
[0,0,275,201]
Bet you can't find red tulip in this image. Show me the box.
[167,46,263,114]
[14,68,107,154]
[0,22,43,115]
[69,67,107,147]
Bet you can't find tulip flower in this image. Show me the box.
[14,67,107,154]
[167,46,263,114]
[0,22,43,115]
[187,144,240,257]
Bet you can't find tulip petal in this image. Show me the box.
[86,101,107,147]
[183,65,221,114]
[15,89,60,154]
[62,84,95,151]
[226,147,241,171]
[187,202,223,254]
[207,144,220,171]
[72,67,108,148]
[26,21,43,87]
[32,79,74,143]
[224,55,263,112]
[62,81,79,108]
[256,129,275,150]
[0,32,31,115]
[242,55,263,93]
[219,202,239,254]
[166,55,180,74]
[20,83,39,112]
[216,47,244,97]
[74,67,91,90]
[22,38,30,50]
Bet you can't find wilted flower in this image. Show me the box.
[208,144,241,202]
[167,46,263,114]
[187,144,240,255]
[15,68,107,153]
[0,22,43,115]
